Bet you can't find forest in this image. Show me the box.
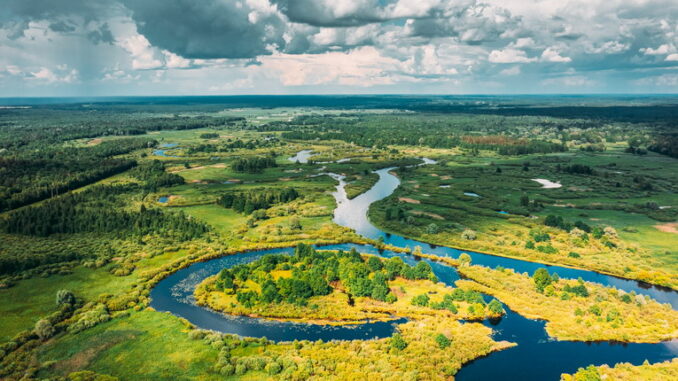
[217,187,299,214]
[0,96,675,381]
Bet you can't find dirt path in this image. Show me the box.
[655,222,678,234]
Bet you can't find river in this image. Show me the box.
[150,155,677,380]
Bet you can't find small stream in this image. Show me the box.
[150,153,677,380]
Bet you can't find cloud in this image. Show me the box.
[541,75,595,88]
[499,66,521,76]
[119,0,287,59]
[1,0,678,94]
[541,48,571,63]
[30,65,79,83]
[488,48,536,63]
[640,44,674,55]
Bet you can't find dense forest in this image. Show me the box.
[275,115,567,155]
[215,244,436,306]
[231,155,278,173]
[0,183,208,240]
[217,188,299,214]
[0,138,154,212]
[129,160,185,191]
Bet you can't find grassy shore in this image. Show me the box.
[456,264,678,343]
[561,359,678,381]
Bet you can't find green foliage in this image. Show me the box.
[564,281,590,297]
[217,187,299,214]
[461,229,477,240]
[410,293,430,307]
[214,246,435,308]
[435,333,451,349]
[487,299,504,315]
[0,184,208,243]
[533,268,553,293]
[231,155,277,173]
[390,333,407,351]
[572,365,603,381]
[56,289,76,307]
[34,319,55,340]
[68,304,111,333]
[129,160,184,191]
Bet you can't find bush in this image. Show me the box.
[68,304,111,333]
[410,293,430,307]
[56,289,76,307]
[461,229,476,240]
[435,333,451,349]
[34,319,55,340]
[265,361,282,375]
[390,333,407,351]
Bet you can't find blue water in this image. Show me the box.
[288,150,314,164]
[158,196,169,203]
[153,143,180,157]
[149,159,678,379]
[149,248,406,341]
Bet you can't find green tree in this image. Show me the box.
[487,299,505,316]
[56,289,75,307]
[411,293,430,307]
[435,333,451,349]
[34,318,55,340]
[533,268,552,293]
[390,333,407,351]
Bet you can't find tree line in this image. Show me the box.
[231,155,278,173]
[217,187,299,214]
[0,184,208,239]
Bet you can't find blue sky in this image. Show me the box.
[0,0,677,96]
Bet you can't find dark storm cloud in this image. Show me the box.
[0,0,107,38]
[87,23,114,45]
[49,20,77,33]
[271,0,388,27]
[119,0,287,59]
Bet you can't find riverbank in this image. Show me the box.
[456,264,678,343]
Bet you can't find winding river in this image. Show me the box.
[150,156,677,380]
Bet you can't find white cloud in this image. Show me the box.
[119,34,164,70]
[640,44,674,55]
[541,75,595,87]
[499,66,521,75]
[488,48,536,63]
[30,66,78,83]
[666,53,678,62]
[541,48,572,63]
[513,37,534,48]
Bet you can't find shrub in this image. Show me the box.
[603,226,618,239]
[533,268,552,293]
[56,289,76,307]
[34,319,55,340]
[390,333,407,351]
[68,304,110,333]
[487,299,504,315]
[410,293,430,307]
[265,361,282,375]
[435,333,451,349]
[461,229,477,240]
[426,223,439,234]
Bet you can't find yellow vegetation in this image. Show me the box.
[456,264,678,343]
[561,359,678,381]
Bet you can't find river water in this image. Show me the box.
[150,155,677,380]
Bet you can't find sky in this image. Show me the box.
[0,0,677,96]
